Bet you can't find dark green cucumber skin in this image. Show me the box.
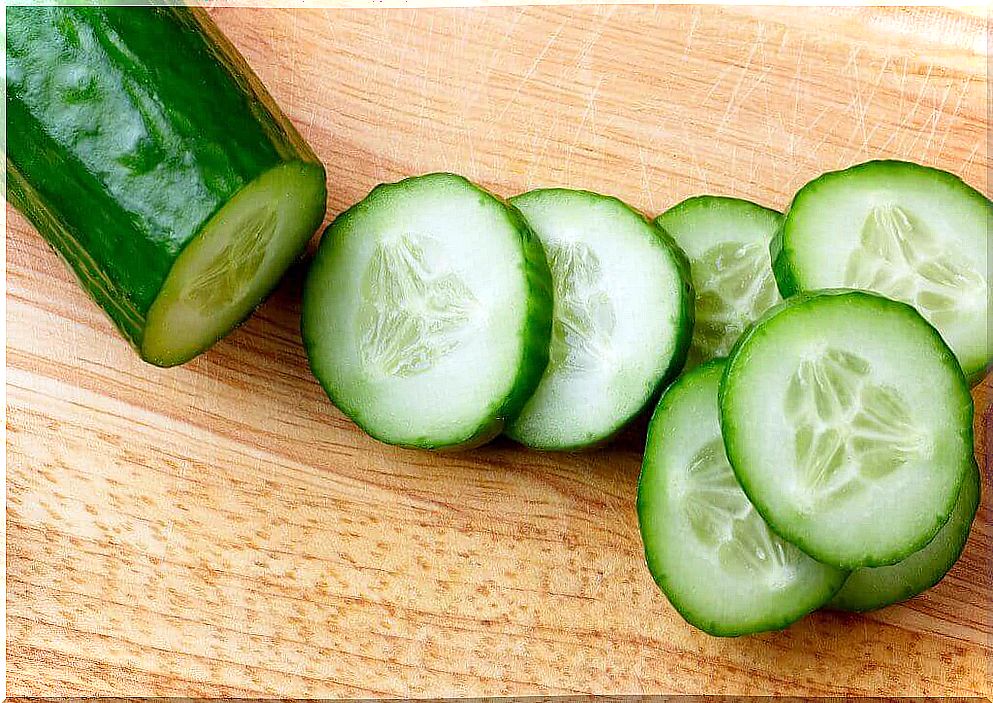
[719,289,974,569]
[659,194,782,229]
[6,5,325,359]
[770,160,991,385]
[499,201,556,426]
[302,173,553,451]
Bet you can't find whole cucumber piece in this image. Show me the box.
[6,5,327,366]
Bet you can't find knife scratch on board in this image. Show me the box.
[489,24,564,139]
[934,73,974,158]
[564,76,604,179]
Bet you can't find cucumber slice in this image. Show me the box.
[6,6,327,366]
[301,173,553,450]
[772,160,991,383]
[720,290,974,569]
[655,196,782,366]
[827,460,980,612]
[505,189,694,450]
[638,360,847,636]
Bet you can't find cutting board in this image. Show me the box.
[6,4,991,696]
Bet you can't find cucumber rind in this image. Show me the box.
[301,173,553,451]
[826,459,981,612]
[505,188,694,451]
[496,201,556,425]
[771,159,992,385]
[656,194,782,252]
[638,360,848,636]
[6,160,147,347]
[719,289,974,569]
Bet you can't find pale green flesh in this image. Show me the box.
[721,291,973,569]
[845,205,984,334]
[507,189,688,450]
[143,162,326,366]
[656,197,781,365]
[784,348,928,506]
[782,162,990,380]
[691,242,780,361]
[545,240,616,374]
[302,174,539,448]
[358,232,478,379]
[638,361,846,636]
[827,460,980,612]
[683,437,807,581]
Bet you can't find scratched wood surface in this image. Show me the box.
[6,4,991,696]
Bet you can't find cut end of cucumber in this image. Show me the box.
[142,162,326,367]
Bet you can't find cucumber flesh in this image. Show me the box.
[655,196,781,366]
[638,360,847,636]
[302,173,553,450]
[506,189,694,450]
[720,290,974,569]
[827,460,980,612]
[144,162,326,366]
[772,160,991,383]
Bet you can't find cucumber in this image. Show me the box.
[827,459,981,612]
[505,189,694,450]
[655,196,782,366]
[638,360,847,636]
[6,6,327,367]
[301,173,553,450]
[720,290,974,569]
[772,160,991,383]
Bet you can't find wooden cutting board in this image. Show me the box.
[6,4,990,696]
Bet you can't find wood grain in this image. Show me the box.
[6,4,991,696]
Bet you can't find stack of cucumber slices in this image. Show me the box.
[638,161,986,636]
[303,161,987,636]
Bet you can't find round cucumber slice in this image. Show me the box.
[827,459,980,612]
[638,360,847,636]
[144,162,326,366]
[505,189,694,450]
[302,173,553,450]
[772,160,991,384]
[655,196,782,366]
[720,290,974,569]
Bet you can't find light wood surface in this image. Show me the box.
[6,4,991,696]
